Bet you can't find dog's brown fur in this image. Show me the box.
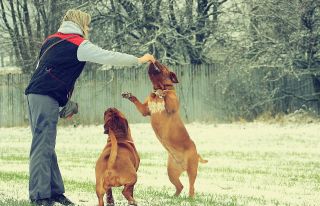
[122,61,207,197]
[95,108,140,206]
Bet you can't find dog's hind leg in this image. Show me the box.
[187,156,199,198]
[96,188,105,206]
[167,155,184,196]
[106,188,114,206]
[96,179,105,206]
[123,183,137,206]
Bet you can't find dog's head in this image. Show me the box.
[148,61,179,90]
[103,107,129,138]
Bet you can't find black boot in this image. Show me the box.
[51,194,75,205]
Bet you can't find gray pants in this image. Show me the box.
[27,94,65,200]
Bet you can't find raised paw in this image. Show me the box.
[122,92,137,102]
[121,92,133,99]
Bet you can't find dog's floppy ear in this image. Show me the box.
[103,111,109,134]
[169,72,179,83]
[103,110,113,134]
[115,117,128,136]
[104,118,117,134]
[103,123,109,134]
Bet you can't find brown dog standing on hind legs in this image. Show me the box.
[122,61,208,198]
[95,108,140,206]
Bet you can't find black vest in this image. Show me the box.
[25,33,86,106]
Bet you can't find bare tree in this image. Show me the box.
[89,0,228,65]
[0,0,89,73]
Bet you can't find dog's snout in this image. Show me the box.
[154,65,160,72]
[149,64,162,75]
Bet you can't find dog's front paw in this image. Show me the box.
[121,92,132,99]
[121,92,137,102]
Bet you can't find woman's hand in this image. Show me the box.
[138,54,156,64]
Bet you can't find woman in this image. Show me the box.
[25,9,155,206]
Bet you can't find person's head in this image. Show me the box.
[62,9,91,39]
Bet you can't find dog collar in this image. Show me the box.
[152,89,167,98]
[152,84,175,98]
[153,89,176,98]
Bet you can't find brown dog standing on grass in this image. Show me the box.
[122,61,207,197]
[95,108,140,206]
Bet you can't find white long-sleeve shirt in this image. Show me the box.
[58,21,139,66]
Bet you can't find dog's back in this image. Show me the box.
[96,140,139,188]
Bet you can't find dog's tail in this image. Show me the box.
[198,154,208,163]
[107,132,118,169]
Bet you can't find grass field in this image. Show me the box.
[0,122,319,206]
